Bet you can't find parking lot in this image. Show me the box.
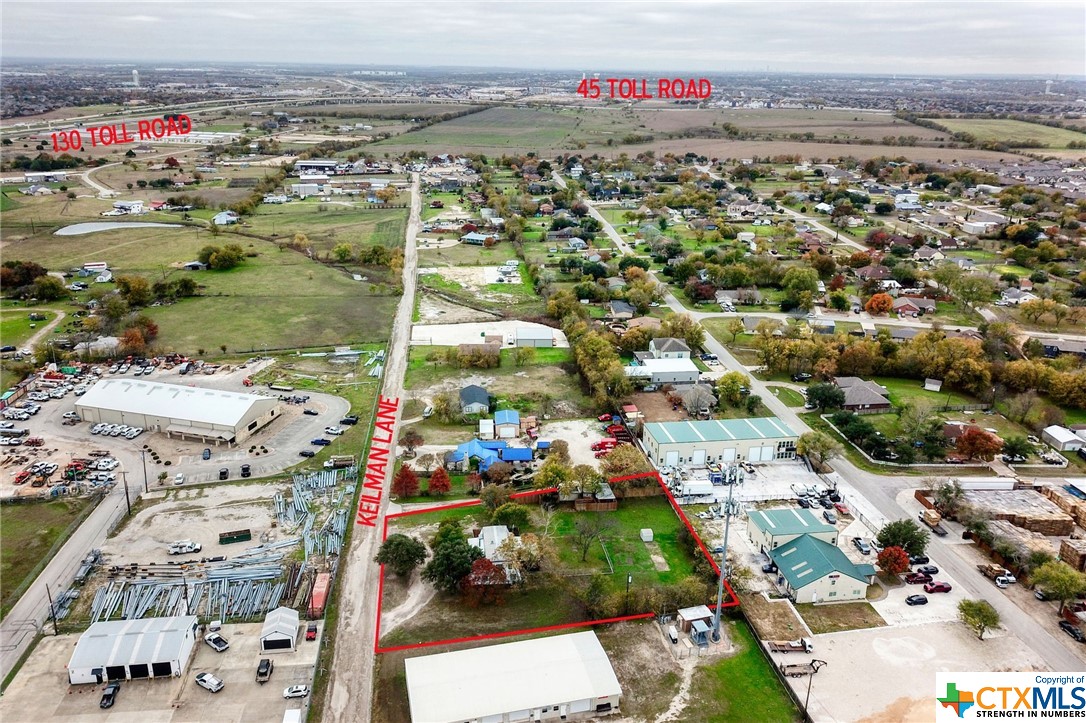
[0,361,350,498]
[0,621,321,722]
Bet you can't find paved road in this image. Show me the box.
[583,183,1085,674]
[324,173,421,722]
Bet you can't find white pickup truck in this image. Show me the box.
[168,540,202,555]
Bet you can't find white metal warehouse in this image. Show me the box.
[405,631,622,722]
[75,379,280,445]
[67,615,198,684]
[642,417,798,467]
[260,606,299,653]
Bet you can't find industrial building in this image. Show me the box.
[67,615,198,685]
[75,379,280,445]
[625,358,700,385]
[260,606,299,653]
[515,327,554,348]
[642,417,798,467]
[747,508,839,553]
[405,631,622,723]
[769,535,875,604]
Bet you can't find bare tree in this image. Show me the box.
[571,514,617,562]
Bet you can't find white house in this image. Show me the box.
[648,337,691,359]
[112,200,144,215]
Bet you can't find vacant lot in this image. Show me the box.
[372,107,584,150]
[0,496,93,617]
[795,600,886,634]
[926,117,1086,148]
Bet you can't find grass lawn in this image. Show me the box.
[924,118,1086,148]
[765,386,806,407]
[417,241,517,266]
[1,497,94,618]
[550,496,699,592]
[405,346,574,390]
[871,377,978,408]
[0,310,55,348]
[794,600,886,634]
[685,617,802,722]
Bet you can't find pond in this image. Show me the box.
[54,222,184,236]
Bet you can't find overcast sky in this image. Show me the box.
[3,1,1084,77]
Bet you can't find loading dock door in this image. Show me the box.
[691,449,706,466]
[151,662,172,678]
[665,450,679,466]
[721,448,736,462]
[748,447,763,463]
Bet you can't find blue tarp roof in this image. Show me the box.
[495,410,520,425]
[447,439,500,470]
[536,441,551,449]
[500,448,533,462]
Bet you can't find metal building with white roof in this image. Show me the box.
[75,378,280,445]
[642,417,798,466]
[67,615,198,684]
[404,631,622,722]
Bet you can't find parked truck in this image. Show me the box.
[323,455,356,469]
[977,563,1017,588]
[591,438,619,452]
[768,638,813,654]
[918,509,948,537]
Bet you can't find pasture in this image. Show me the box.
[924,118,1086,148]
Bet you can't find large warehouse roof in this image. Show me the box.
[405,631,621,723]
[645,417,797,445]
[68,616,197,670]
[77,379,272,426]
[748,508,836,537]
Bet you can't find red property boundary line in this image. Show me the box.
[373,471,739,654]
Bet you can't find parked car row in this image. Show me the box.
[91,423,144,439]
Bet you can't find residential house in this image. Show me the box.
[833,377,892,414]
[604,277,627,292]
[460,231,494,246]
[648,338,691,359]
[459,385,490,415]
[608,300,636,320]
[1000,288,1038,305]
[855,265,891,281]
[716,289,763,306]
[1038,339,1086,359]
[212,211,239,226]
[892,297,937,315]
[913,246,945,263]
[814,202,834,214]
[566,238,588,251]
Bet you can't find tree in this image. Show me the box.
[399,429,424,455]
[465,471,483,493]
[716,371,749,407]
[119,327,146,355]
[30,275,68,301]
[430,391,457,423]
[806,382,844,411]
[599,444,652,478]
[492,502,530,531]
[485,461,513,486]
[1001,436,1032,460]
[864,293,894,315]
[428,467,451,496]
[955,427,1002,461]
[375,533,427,577]
[795,431,843,468]
[745,394,762,414]
[534,457,572,491]
[876,546,910,576]
[725,317,745,343]
[932,479,965,516]
[423,531,482,593]
[876,519,929,557]
[952,276,995,309]
[332,243,354,262]
[115,275,153,307]
[547,440,571,465]
[572,513,617,562]
[957,599,1000,640]
[415,453,437,474]
[1030,561,1086,612]
[479,483,512,512]
[391,465,419,498]
[512,346,537,367]
[660,313,705,349]
[461,558,507,605]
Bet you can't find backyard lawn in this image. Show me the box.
[765,386,806,407]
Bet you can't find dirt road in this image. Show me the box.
[19,309,66,350]
[323,173,420,722]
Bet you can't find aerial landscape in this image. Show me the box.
[1,2,1086,722]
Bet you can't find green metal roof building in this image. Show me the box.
[747,507,839,552]
[769,534,876,604]
[642,417,798,467]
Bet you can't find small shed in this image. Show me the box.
[516,327,554,348]
[677,605,713,633]
[494,410,520,439]
[640,529,654,542]
[260,606,299,653]
[479,419,495,440]
[923,378,943,392]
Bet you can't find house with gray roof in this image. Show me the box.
[459,385,490,415]
[833,377,892,414]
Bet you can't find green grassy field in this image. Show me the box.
[765,386,806,407]
[871,376,977,408]
[925,118,1086,148]
[1,497,93,617]
[417,241,517,266]
[405,345,573,390]
[0,310,55,348]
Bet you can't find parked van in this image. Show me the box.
[423,405,434,418]
[668,625,679,644]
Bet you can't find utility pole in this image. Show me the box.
[625,573,632,615]
[45,583,59,635]
[804,660,828,721]
[140,449,149,493]
[120,470,131,516]
[712,472,740,642]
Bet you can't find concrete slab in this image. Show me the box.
[410,321,568,348]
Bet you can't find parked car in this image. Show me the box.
[195,672,224,693]
[218,468,229,480]
[303,409,319,416]
[283,685,310,699]
[1035,589,1053,601]
[340,416,359,425]
[924,581,952,594]
[916,565,939,575]
[202,448,211,460]
[240,464,251,478]
[797,497,812,509]
[1058,620,1086,643]
[905,595,928,606]
[174,473,185,485]
[311,438,332,446]
[833,502,850,516]
[822,510,837,524]
[791,372,812,382]
[306,622,318,641]
[852,537,871,555]
[204,632,229,652]
[299,450,316,458]
[818,497,834,509]
[905,572,933,585]
[63,412,81,421]
[256,658,274,684]
[100,682,121,708]
[762,562,778,574]
[324,426,344,436]
[908,555,930,566]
